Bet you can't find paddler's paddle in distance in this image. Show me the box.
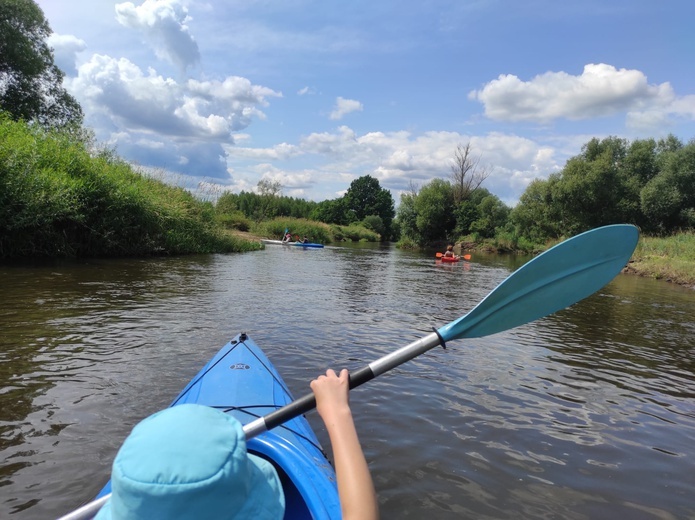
[436,252,472,260]
[58,224,638,520]
[244,224,638,438]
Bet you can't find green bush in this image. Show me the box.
[216,211,252,231]
[253,218,332,244]
[0,115,259,258]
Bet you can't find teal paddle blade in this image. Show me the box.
[437,224,639,341]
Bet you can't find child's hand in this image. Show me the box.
[311,369,350,421]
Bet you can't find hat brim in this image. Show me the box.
[95,449,285,519]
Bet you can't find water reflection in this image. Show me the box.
[1,247,694,519]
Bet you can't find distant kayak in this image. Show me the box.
[292,242,324,248]
[435,252,471,262]
[262,239,324,248]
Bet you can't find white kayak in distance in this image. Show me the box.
[262,239,325,248]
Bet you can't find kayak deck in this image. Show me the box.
[96,333,339,519]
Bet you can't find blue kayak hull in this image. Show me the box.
[96,333,340,519]
[291,242,324,248]
[262,239,325,248]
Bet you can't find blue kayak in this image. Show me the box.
[291,242,324,248]
[261,239,325,248]
[95,333,340,519]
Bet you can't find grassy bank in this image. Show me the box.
[0,116,261,259]
[251,217,380,243]
[627,232,695,287]
[398,228,695,289]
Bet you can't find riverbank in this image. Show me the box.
[453,231,695,289]
[624,232,695,289]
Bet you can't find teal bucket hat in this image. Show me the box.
[95,404,285,520]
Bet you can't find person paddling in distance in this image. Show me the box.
[443,244,457,258]
[282,231,293,243]
[92,370,378,520]
[312,369,380,520]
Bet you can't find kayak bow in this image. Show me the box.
[61,333,340,520]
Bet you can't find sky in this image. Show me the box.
[37,0,695,206]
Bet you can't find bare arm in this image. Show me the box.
[311,369,379,520]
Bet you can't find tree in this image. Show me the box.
[510,176,563,242]
[450,142,491,203]
[361,215,385,237]
[414,178,455,243]
[0,0,82,128]
[256,179,282,197]
[396,192,419,242]
[343,175,395,240]
[470,194,510,238]
[641,139,695,232]
[311,198,350,225]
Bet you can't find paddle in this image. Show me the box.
[436,252,472,260]
[59,224,638,520]
[244,224,638,438]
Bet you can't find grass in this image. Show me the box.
[251,217,380,244]
[628,231,695,287]
[0,114,261,259]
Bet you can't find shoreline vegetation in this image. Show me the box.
[2,115,693,288]
[449,232,695,289]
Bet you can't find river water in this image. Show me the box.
[1,243,694,519]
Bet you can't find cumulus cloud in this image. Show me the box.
[224,142,302,161]
[223,125,561,204]
[297,86,316,96]
[115,0,200,71]
[469,63,676,123]
[71,54,281,140]
[329,96,363,120]
[47,34,87,76]
[68,54,281,179]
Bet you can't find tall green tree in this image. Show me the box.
[343,175,395,240]
[396,192,419,242]
[641,139,695,232]
[311,198,350,225]
[413,178,455,243]
[470,193,510,238]
[0,0,82,128]
[510,176,563,242]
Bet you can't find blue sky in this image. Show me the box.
[38,0,695,206]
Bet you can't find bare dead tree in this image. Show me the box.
[450,143,491,203]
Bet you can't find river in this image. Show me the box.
[1,242,694,519]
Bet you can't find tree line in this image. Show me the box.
[398,135,695,249]
[216,175,396,240]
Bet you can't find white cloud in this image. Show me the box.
[222,126,563,204]
[47,34,87,76]
[469,63,675,123]
[224,142,302,161]
[329,97,363,120]
[115,0,200,71]
[297,86,316,96]
[71,54,280,140]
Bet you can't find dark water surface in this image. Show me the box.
[1,243,694,519]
